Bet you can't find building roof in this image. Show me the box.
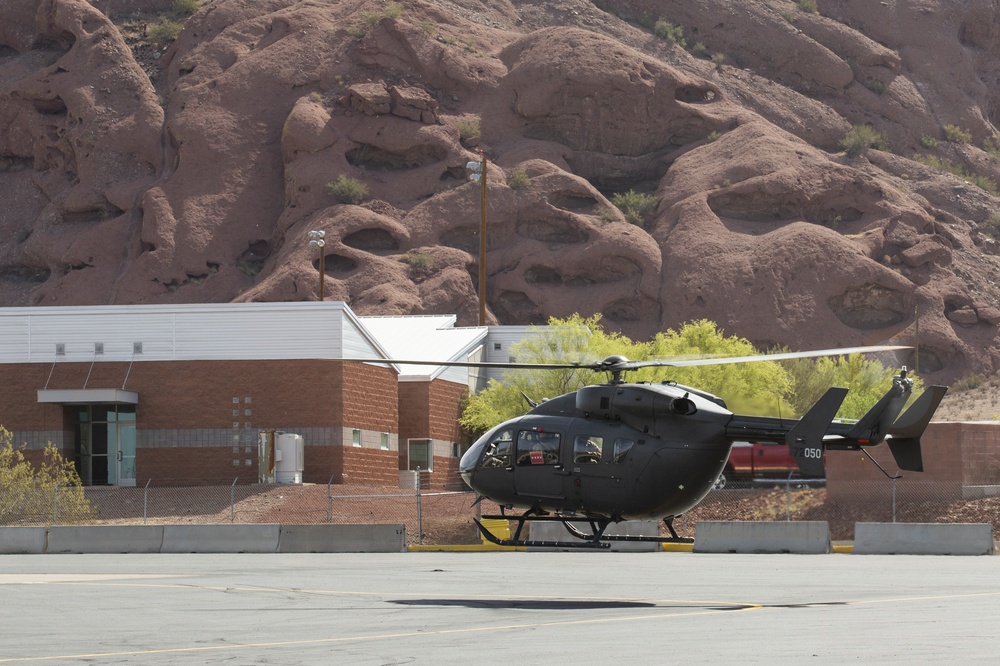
[358,315,488,383]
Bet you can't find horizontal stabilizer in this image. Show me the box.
[885,385,949,472]
[785,387,848,476]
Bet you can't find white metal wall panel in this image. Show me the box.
[26,312,176,362]
[0,315,30,362]
[0,302,392,364]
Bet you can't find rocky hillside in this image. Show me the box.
[3,0,1000,386]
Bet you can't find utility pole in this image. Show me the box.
[467,152,487,326]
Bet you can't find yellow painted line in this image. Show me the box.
[408,543,524,552]
[662,542,694,552]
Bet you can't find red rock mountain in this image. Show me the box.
[3,0,1000,385]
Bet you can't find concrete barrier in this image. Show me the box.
[853,522,995,555]
[0,527,48,554]
[694,521,831,554]
[47,525,165,554]
[527,520,663,551]
[278,524,406,553]
[161,524,280,553]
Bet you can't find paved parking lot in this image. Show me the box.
[1,552,998,664]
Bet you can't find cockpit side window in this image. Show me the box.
[612,438,634,463]
[573,435,603,464]
[516,430,561,466]
[481,429,513,468]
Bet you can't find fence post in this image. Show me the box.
[415,467,422,545]
[52,483,59,525]
[143,478,151,525]
[786,473,793,521]
[891,476,897,523]
[327,474,334,524]
[230,477,238,524]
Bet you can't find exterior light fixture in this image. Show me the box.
[307,230,326,301]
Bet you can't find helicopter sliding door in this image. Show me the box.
[513,428,565,499]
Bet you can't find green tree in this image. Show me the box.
[0,428,94,525]
[782,353,923,420]
[459,316,793,433]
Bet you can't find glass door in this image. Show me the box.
[74,405,137,486]
[115,410,137,487]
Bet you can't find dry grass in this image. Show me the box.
[933,377,1000,421]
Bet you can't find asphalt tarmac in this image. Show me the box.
[1,552,998,664]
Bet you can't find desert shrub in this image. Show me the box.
[981,211,1000,239]
[0,428,94,525]
[865,79,886,95]
[400,251,434,272]
[920,134,939,149]
[983,134,1000,158]
[654,18,686,47]
[148,17,183,44]
[943,124,973,144]
[384,2,403,19]
[507,168,529,189]
[611,190,657,227]
[951,373,986,392]
[912,154,999,195]
[840,125,888,157]
[797,0,817,12]
[456,118,481,141]
[326,175,369,204]
[692,42,707,56]
[711,52,726,67]
[707,130,722,142]
[172,0,199,17]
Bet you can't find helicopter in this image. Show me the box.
[353,345,947,548]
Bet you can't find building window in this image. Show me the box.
[352,428,362,447]
[493,342,502,350]
[408,439,433,471]
[380,432,390,451]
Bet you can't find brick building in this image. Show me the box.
[826,421,1000,502]
[0,303,532,490]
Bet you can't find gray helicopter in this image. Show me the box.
[360,346,947,548]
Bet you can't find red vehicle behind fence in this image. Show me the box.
[716,441,822,489]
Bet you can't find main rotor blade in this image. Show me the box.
[339,345,911,371]
[645,345,912,368]
[338,358,601,370]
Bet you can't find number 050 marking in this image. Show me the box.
[794,447,823,459]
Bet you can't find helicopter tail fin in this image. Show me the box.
[884,385,948,472]
[785,387,848,476]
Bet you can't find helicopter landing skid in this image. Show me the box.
[475,513,693,549]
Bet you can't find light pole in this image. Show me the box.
[467,152,487,326]
[308,230,326,301]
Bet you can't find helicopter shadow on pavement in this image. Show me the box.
[388,599,753,611]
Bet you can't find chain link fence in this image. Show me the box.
[3,475,997,545]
